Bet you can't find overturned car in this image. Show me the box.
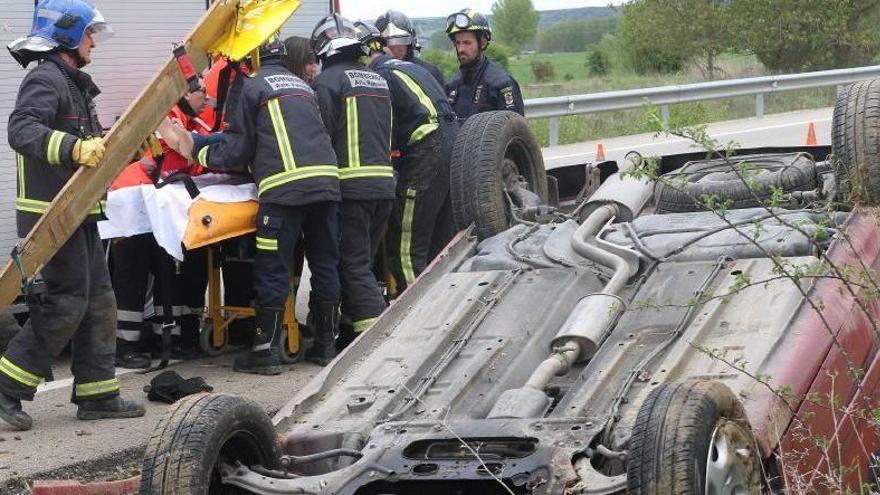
[141,81,880,494]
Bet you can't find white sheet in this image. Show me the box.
[98,173,257,261]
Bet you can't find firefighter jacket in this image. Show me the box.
[313,58,395,201]
[446,54,524,120]
[369,54,456,154]
[194,59,340,207]
[8,54,104,237]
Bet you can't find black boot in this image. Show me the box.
[0,393,32,431]
[76,396,146,420]
[115,339,151,369]
[234,308,283,375]
[306,302,340,366]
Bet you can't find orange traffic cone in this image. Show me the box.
[596,143,606,161]
[805,122,817,145]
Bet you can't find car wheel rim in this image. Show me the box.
[705,419,755,495]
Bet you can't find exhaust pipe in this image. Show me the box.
[488,174,646,419]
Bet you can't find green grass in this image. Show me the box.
[517,52,836,146]
[509,52,592,86]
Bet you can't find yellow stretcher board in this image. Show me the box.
[183,199,259,250]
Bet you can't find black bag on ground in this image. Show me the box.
[143,370,213,404]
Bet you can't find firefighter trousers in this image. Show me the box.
[110,234,207,349]
[340,199,393,332]
[387,134,456,292]
[0,223,119,402]
[254,201,341,309]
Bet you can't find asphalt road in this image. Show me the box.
[542,107,832,169]
[0,107,835,491]
[0,350,320,492]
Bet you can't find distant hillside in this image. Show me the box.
[413,7,619,49]
[537,6,619,29]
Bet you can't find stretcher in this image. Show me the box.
[183,199,302,362]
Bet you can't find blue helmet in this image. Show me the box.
[8,0,112,67]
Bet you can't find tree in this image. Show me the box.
[491,0,539,53]
[537,17,618,53]
[729,0,880,73]
[620,0,731,78]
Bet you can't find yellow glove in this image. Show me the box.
[72,137,106,168]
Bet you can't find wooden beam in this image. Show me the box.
[0,1,241,312]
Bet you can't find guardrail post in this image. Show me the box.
[755,93,764,118]
[661,105,670,125]
[549,117,559,147]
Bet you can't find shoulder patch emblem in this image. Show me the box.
[501,87,514,106]
[264,74,313,93]
[345,70,389,90]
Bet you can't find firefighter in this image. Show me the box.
[111,87,210,369]
[1,0,145,430]
[356,22,459,292]
[375,10,445,87]
[191,36,342,373]
[312,15,394,344]
[445,8,524,120]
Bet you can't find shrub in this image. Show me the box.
[585,47,609,76]
[420,49,458,80]
[486,43,512,70]
[531,59,555,82]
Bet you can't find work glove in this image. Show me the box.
[71,137,105,168]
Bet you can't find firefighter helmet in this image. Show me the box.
[310,13,363,59]
[353,21,384,55]
[259,33,287,60]
[445,8,492,42]
[375,10,415,48]
[8,0,113,67]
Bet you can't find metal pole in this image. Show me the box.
[755,93,764,118]
[661,105,670,125]
[549,117,560,147]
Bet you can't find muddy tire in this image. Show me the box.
[832,79,880,204]
[655,153,818,213]
[449,111,548,239]
[140,393,279,494]
[627,381,762,494]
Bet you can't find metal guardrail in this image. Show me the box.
[525,65,880,146]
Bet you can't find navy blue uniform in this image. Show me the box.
[1,55,119,403]
[313,57,394,331]
[446,55,524,121]
[194,59,341,310]
[369,55,459,290]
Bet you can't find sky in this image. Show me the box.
[339,0,618,22]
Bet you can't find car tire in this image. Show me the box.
[449,111,548,240]
[654,153,818,213]
[627,381,762,494]
[140,393,279,494]
[832,79,880,204]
